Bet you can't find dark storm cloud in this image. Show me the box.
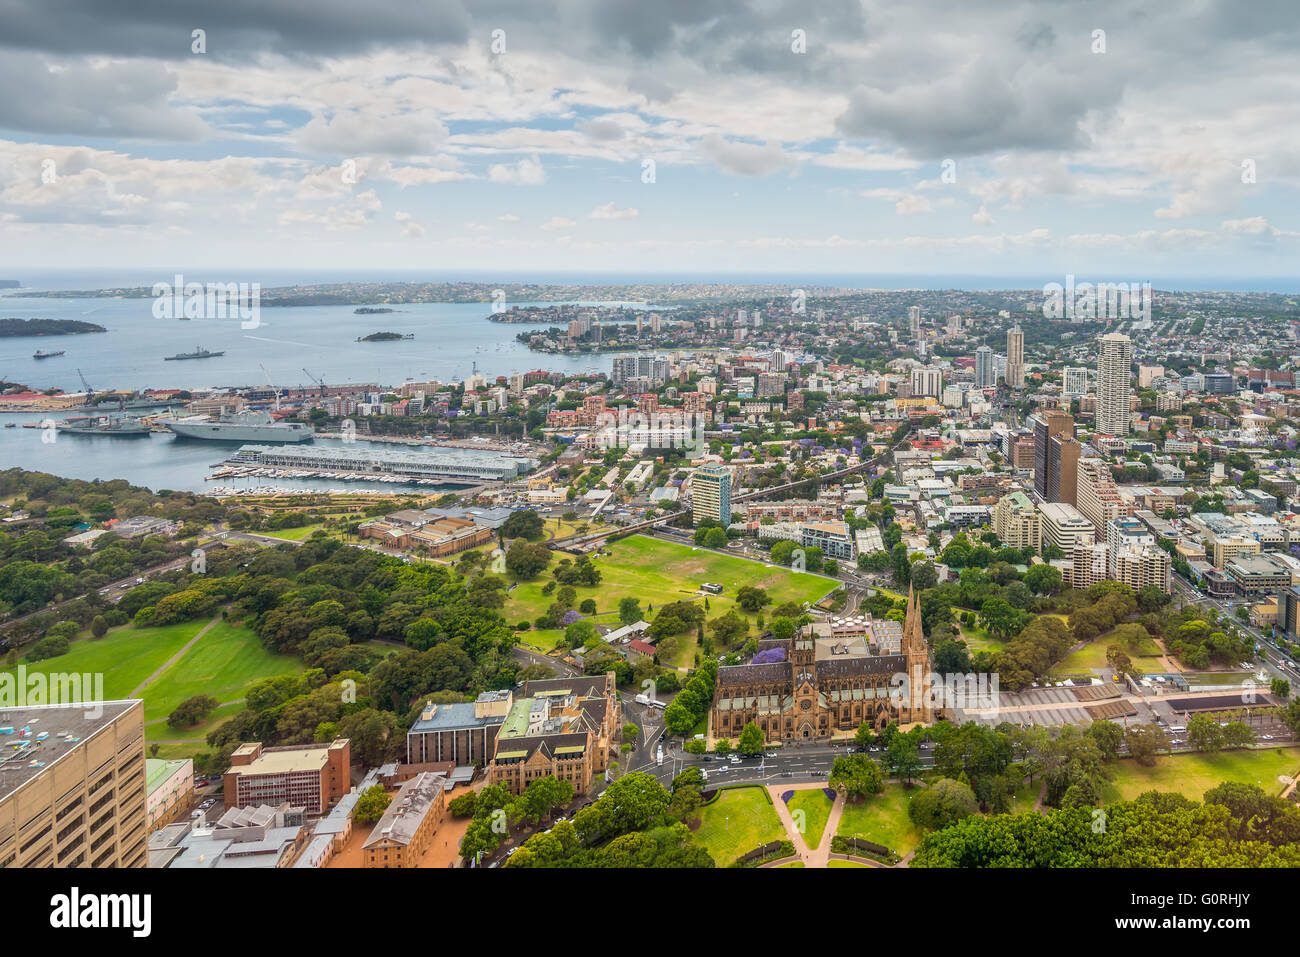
[0,53,207,140]
[0,0,473,58]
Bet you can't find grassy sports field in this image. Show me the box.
[1099,746,1300,803]
[504,534,837,656]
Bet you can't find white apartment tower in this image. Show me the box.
[1096,332,1134,436]
[1006,324,1025,388]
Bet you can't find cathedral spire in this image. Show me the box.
[903,582,925,655]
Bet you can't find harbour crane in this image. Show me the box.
[77,368,95,405]
[302,368,327,397]
[258,363,281,412]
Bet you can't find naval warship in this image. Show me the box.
[159,409,314,443]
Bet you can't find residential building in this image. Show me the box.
[974,345,996,389]
[1096,332,1134,436]
[1076,458,1129,534]
[692,463,732,526]
[910,366,942,399]
[1006,324,1025,388]
[992,490,1040,551]
[800,520,856,561]
[1062,366,1089,400]
[1039,502,1097,552]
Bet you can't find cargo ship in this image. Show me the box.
[164,346,225,361]
[33,349,65,359]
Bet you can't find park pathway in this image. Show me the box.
[127,613,223,698]
[767,782,845,868]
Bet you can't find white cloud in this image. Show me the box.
[394,210,425,238]
[589,201,638,220]
[697,135,795,177]
[541,216,576,231]
[488,156,546,185]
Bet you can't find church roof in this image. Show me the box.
[716,662,790,687]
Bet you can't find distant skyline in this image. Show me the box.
[1,1,1297,277]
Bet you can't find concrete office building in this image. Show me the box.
[224,739,351,815]
[1096,332,1134,436]
[0,700,148,869]
[1032,411,1077,504]
[406,690,512,765]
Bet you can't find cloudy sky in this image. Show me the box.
[0,0,1297,280]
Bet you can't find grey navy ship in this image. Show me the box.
[164,346,225,361]
[159,409,314,443]
[54,414,150,437]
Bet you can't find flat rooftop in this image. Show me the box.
[0,700,140,802]
[228,747,328,777]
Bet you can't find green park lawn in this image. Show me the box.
[5,620,211,701]
[835,782,927,857]
[139,620,304,723]
[146,701,245,746]
[1099,747,1300,804]
[786,788,834,848]
[1009,777,1042,815]
[828,859,870,868]
[258,524,325,541]
[692,786,787,867]
[775,861,805,868]
[504,534,836,654]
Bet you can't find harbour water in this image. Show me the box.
[0,295,637,491]
[0,415,462,495]
[0,296,635,393]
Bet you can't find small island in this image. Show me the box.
[0,317,107,337]
[355,331,414,342]
[354,307,396,314]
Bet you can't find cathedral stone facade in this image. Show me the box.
[711,587,933,742]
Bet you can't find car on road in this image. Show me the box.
[506,847,519,857]
[135,577,145,584]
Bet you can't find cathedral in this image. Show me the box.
[711,586,934,742]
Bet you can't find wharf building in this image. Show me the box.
[227,443,537,483]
